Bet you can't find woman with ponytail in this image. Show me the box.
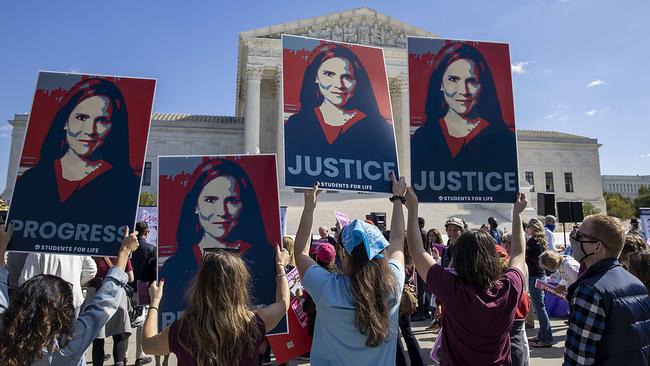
[293,174,406,364]
[525,218,554,347]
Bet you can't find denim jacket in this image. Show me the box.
[0,265,128,365]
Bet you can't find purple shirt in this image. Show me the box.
[427,265,524,366]
[168,313,266,366]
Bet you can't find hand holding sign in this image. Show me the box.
[0,224,13,266]
[304,182,321,210]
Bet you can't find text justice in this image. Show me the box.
[413,170,518,192]
[287,155,396,181]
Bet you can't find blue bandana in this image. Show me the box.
[341,219,389,260]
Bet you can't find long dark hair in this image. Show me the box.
[451,230,502,289]
[39,78,131,169]
[178,251,260,366]
[0,275,76,366]
[297,43,383,120]
[346,243,398,347]
[424,42,506,127]
[176,158,271,250]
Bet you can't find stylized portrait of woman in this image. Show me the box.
[283,38,398,192]
[158,158,277,327]
[410,41,518,202]
[9,77,142,250]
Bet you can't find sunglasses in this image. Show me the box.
[570,230,600,244]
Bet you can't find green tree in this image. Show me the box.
[634,194,650,217]
[604,192,635,219]
[582,201,601,216]
[139,191,157,207]
[639,185,650,197]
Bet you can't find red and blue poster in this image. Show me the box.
[7,71,155,256]
[156,154,287,334]
[408,37,519,203]
[282,34,399,193]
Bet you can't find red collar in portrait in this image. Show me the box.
[439,118,490,158]
[315,107,366,145]
[54,159,113,203]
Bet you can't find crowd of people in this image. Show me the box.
[1,175,650,365]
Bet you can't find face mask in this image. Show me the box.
[545,224,556,232]
[570,236,596,263]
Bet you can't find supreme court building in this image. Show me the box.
[1,8,606,232]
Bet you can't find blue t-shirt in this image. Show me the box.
[302,259,404,366]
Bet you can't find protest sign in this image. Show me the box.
[136,206,158,246]
[535,279,567,300]
[7,71,155,256]
[282,34,399,193]
[640,208,650,244]
[409,37,519,203]
[335,211,350,227]
[268,267,311,361]
[267,295,312,363]
[156,154,286,334]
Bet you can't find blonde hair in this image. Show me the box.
[178,251,260,366]
[584,215,626,257]
[539,250,563,271]
[283,236,296,267]
[528,218,548,250]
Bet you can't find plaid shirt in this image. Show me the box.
[564,284,606,365]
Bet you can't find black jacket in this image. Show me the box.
[132,237,156,283]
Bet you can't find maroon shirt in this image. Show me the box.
[168,313,266,366]
[427,265,524,366]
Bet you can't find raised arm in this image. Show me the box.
[294,183,320,279]
[508,193,528,274]
[143,280,170,356]
[256,245,291,331]
[405,187,436,281]
[0,224,13,315]
[384,173,406,267]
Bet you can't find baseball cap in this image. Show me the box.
[317,243,336,265]
[495,245,510,260]
[445,217,464,230]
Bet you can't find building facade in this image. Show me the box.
[602,175,650,199]
[1,8,607,231]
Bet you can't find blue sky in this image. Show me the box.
[1,0,649,193]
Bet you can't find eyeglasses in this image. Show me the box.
[570,230,600,244]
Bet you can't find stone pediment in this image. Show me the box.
[239,7,434,48]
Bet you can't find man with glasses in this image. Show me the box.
[564,215,650,365]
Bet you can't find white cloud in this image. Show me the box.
[0,124,12,138]
[68,66,82,73]
[511,61,529,74]
[641,154,650,159]
[587,79,607,87]
[543,104,569,121]
[584,107,611,117]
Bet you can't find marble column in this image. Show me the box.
[2,117,27,200]
[244,65,264,154]
[273,66,285,187]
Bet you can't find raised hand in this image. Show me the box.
[119,226,139,254]
[276,245,291,267]
[405,187,419,211]
[149,280,165,305]
[513,193,528,215]
[304,182,321,209]
[390,172,407,197]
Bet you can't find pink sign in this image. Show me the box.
[335,211,350,227]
